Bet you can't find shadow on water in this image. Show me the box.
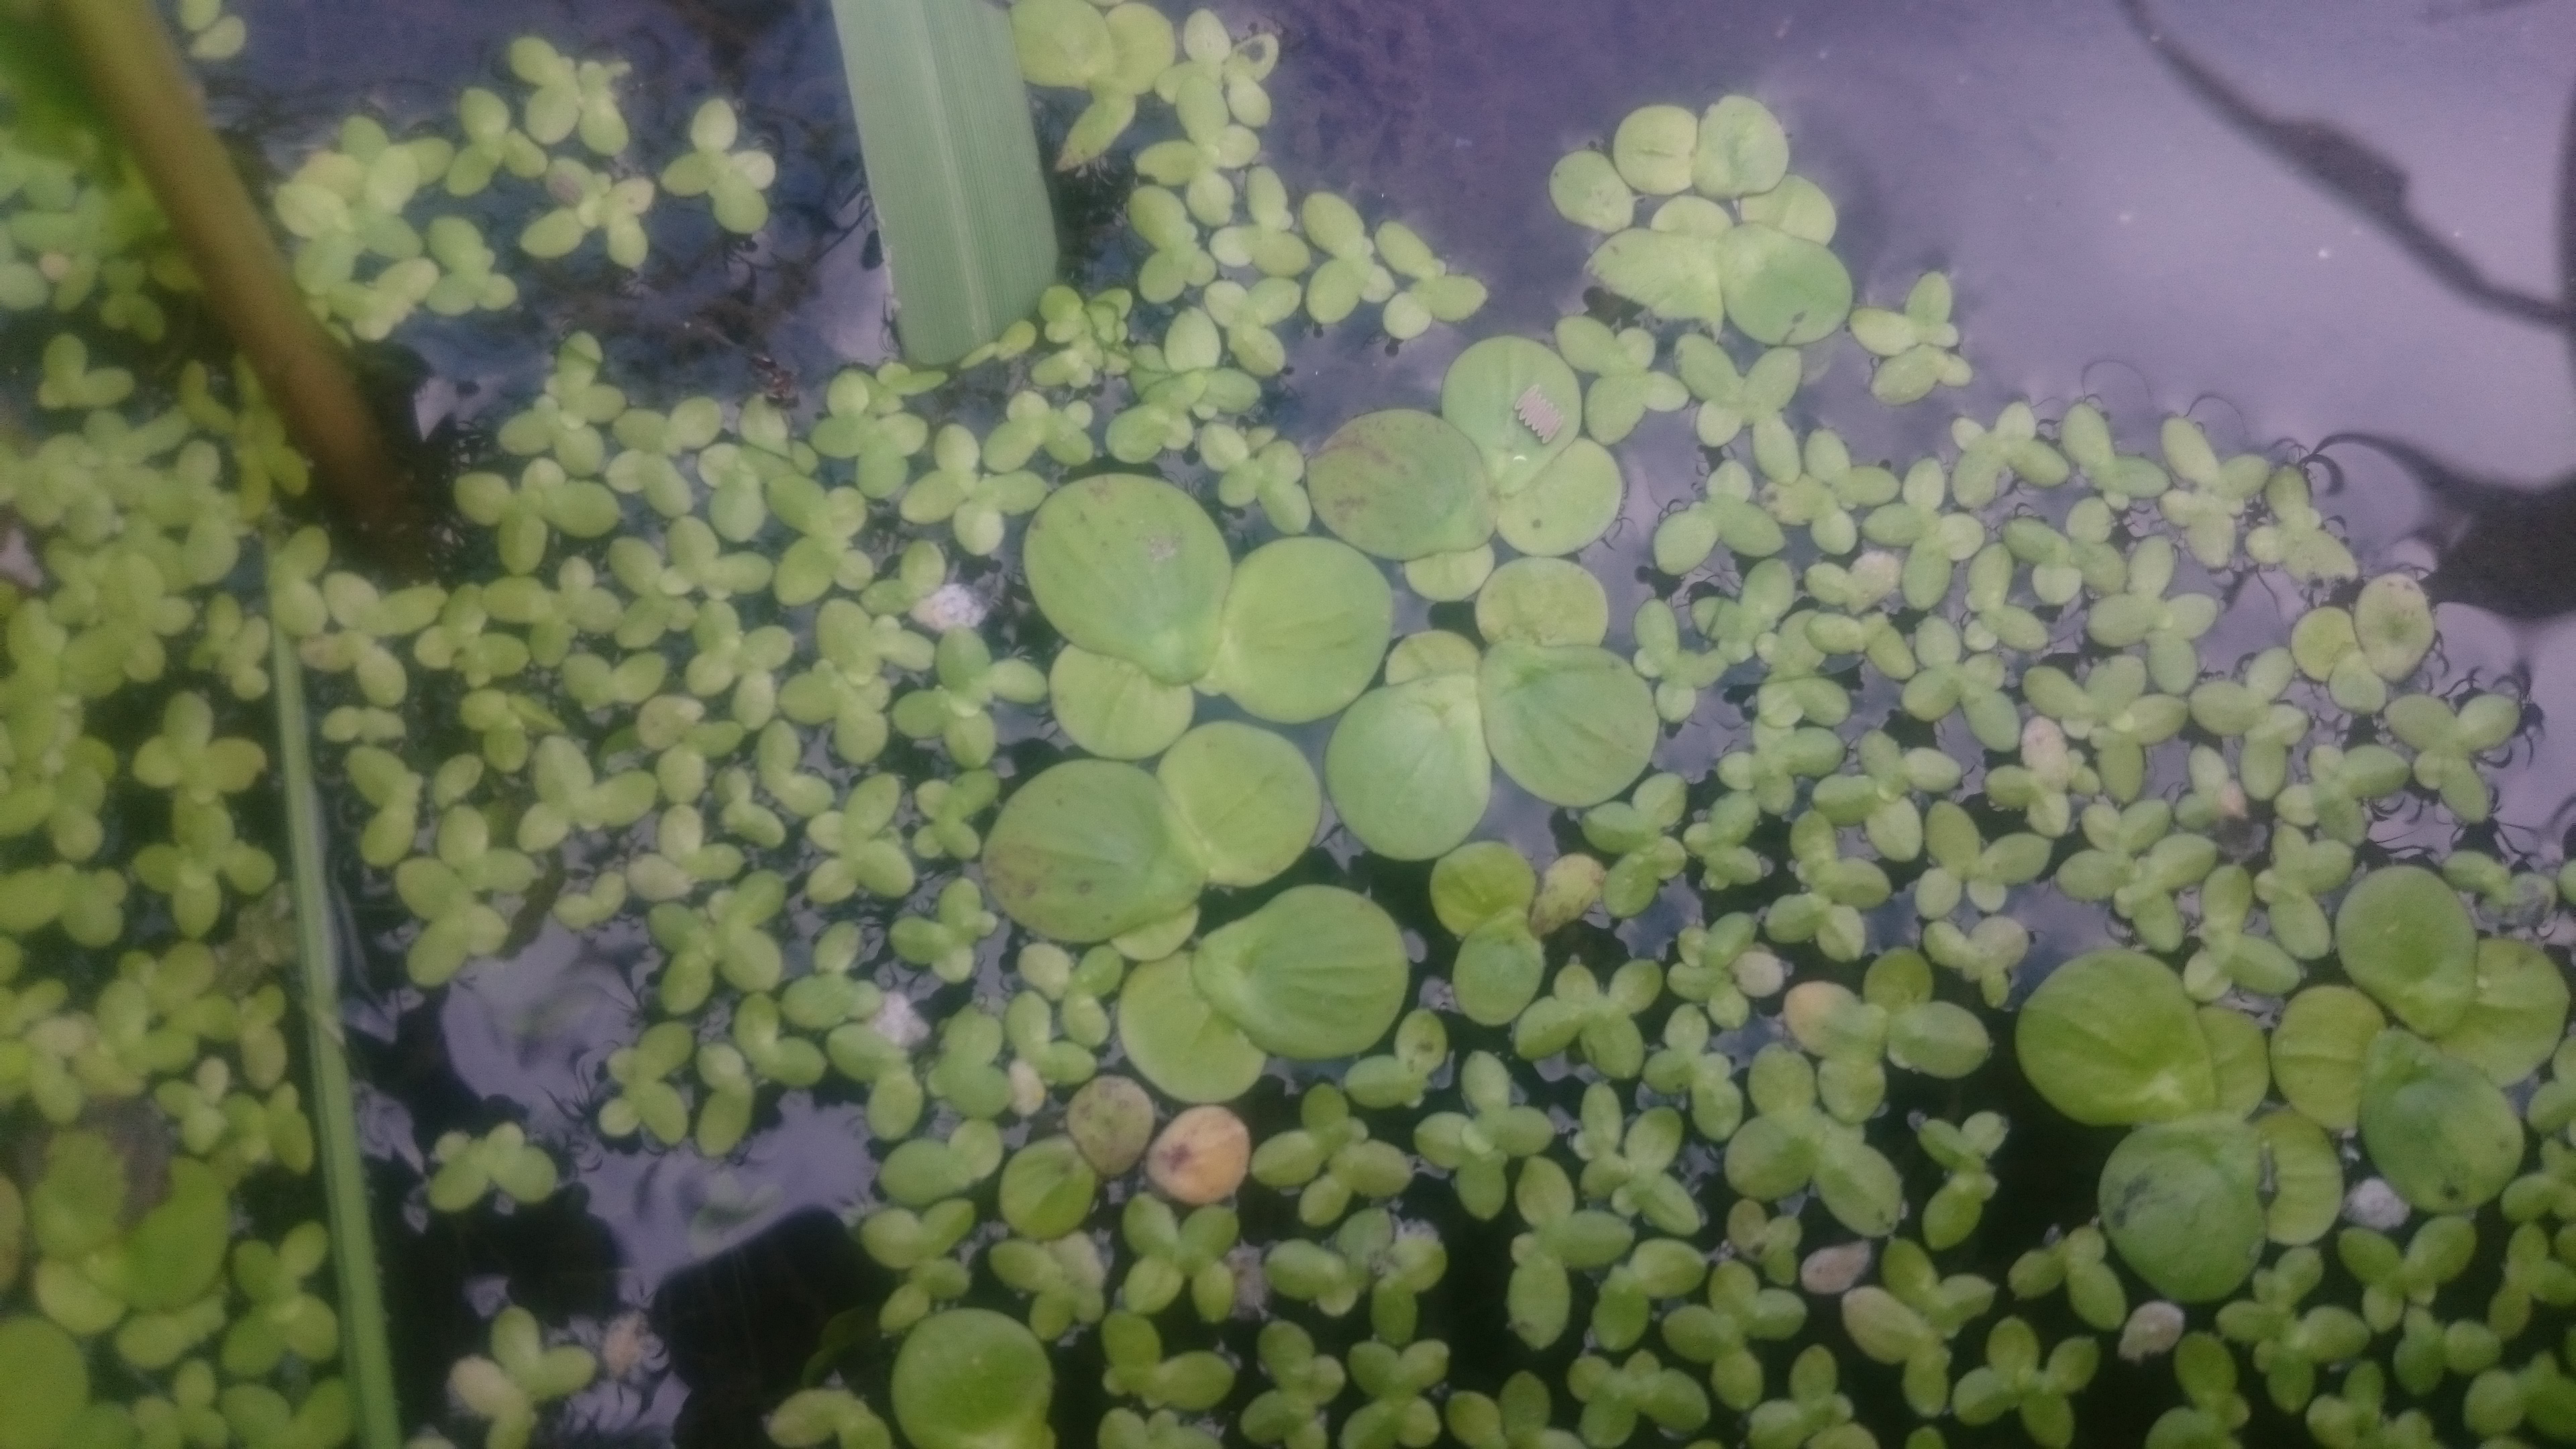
[2122,0,2576,623]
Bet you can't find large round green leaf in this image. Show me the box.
[1611,104,1699,195]
[1117,953,1267,1104]
[1157,722,1320,888]
[892,1309,1055,1449]
[1715,222,1851,345]
[1478,642,1657,807]
[2098,1115,2265,1303]
[1191,885,1410,1059]
[2255,1109,2344,1246]
[1325,674,1492,861]
[1439,336,1581,496]
[1497,437,1625,557]
[1452,915,1546,1028]
[1693,97,1789,198]
[1429,841,1537,934]
[1309,410,1497,561]
[2437,936,2568,1087]
[115,1161,228,1311]
[2357,1028,2526,1213]
[1049,646,1194,760]
[1024,474,1232,685]
[983,760,1207,943]
[1475,557,1609,648]
[2016,950,2216,1126]
[2267,985,2384,1132]
[0,1316,86,1449]
[1587,229,1724,325]
[1205,536,1393,724]
[1010,0,1114,87]
[2336,865,2476,1036]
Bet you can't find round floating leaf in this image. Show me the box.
[0,1316,87,1449]
[1715,223,1851,345]
[2199,1006,2271,1119]
[2438,937,2569,1087]
[1440,336,1582,496]
[2017,950,2216,1126]
[984,761,1208,943]
[892,1309,1055,1449]
[1024,474,1232,684]
[1479,642,1657,808]
[1157,722,1321,888]
[1611,104,1699,195]
[1587,229,1724,325]
[1402,546,1496,602]
[2268,985,2384,1132]
[1693,96,1790,198]
[1049,646,1195,760]
[1309,410,1498,561]
[1148,1105,1252,1205]
[1205,537,1393,724]
[998,1136,1099,1241]
[1430,841,1537,934]
[1325,674,1492,861]
[2336,865,2476,1036]
[1476,557,1609,648]
[2099,1114,2265,1303]
[1453,915,1546,1028]
[2354,574,2434,682]
[117,1161,229,1311]
[1497,437,1624,557]
[2357,1028,2525,1213]
[1550,150,1635,231]
[1118,953,1267,1104]
[1737,175,1837,244]
[1011,0,1114,87]
[2255,1109,2343,1246]
[1191,885,1409,1059]
[1067,1075,1156,1175]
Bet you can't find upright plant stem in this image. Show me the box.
[46,0,425,558]
[271,626,403,1449]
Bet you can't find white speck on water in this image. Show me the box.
[910,582,985,631]
[1799,1239,1872,1295]
[2344,1177,2409,1231]
[2118,1301,2186,1361]
[873,991,930,1049]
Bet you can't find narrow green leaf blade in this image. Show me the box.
[272,626,403,1449]
[830,0,1059,365]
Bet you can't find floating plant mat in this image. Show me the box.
[5,3,2576,1449]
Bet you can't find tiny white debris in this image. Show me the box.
[2345,1177,2410,1232]
[872,991,930,1049]
[1733,948,1787,1000]
[910,581,985,632]
[1513,384,1563,443]
[2118,1301,2186,1362]
[1799,1239,1872,1296]
[1228,1243,1269,1316]
[1007,1059,1046,1117]
[2022,716,2072,786]
[1849,549,1903,600]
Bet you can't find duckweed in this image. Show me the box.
[1,5,2572,1449]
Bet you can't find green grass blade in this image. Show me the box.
[271,625,404,1449]
[828,0,1059,366]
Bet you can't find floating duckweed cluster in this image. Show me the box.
[0,5,2569,1449]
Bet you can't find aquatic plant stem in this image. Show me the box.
[44,0,425,559]
[271,625,405,1449]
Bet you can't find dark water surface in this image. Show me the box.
[215,0,2576,1442]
